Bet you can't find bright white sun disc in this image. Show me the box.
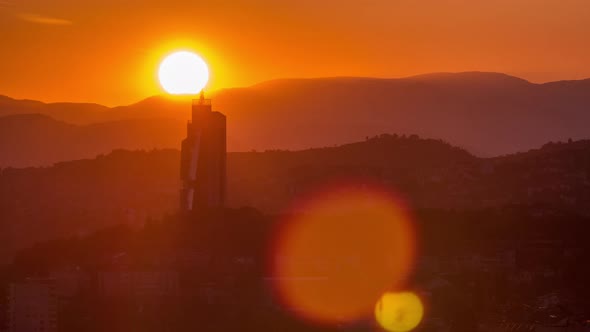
[158,51,209,95]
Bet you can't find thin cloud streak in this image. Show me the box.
[17,13,73,26]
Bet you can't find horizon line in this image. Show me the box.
[2,70,590,108]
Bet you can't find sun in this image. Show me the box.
[158,51,209,95]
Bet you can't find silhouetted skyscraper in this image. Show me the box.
[180,92,226,211]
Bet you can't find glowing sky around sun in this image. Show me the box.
[1,0,590,105]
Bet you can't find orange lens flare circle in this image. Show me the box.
[270,184,416,325]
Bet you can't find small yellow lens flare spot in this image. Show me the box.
[375,292,424,332]
[158,51,209,95]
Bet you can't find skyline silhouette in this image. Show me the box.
[2,1,590,331]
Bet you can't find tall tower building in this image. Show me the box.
[180,92,226,211]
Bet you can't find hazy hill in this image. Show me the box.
[0,114,185,167]
[0,95,109,124]
[1,72,590,166]
[0,94,191,125]
[1,135,589,261]
[214,73,590,155]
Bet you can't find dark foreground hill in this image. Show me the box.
[1,72,590,167]
[1,135,589,262]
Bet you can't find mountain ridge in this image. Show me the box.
[1,71,590,165]
[5,71,590,109]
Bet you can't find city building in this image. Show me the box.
[49,267,85,299]
[180,91,226,211]
[98,270,180,298]
[8,279,58,332]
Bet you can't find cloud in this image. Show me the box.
[18,13,73,26]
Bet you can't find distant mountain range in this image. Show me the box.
[1,72,590,167]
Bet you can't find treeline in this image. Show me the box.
[0,135,589,262]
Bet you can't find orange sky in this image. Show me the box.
[1,0,590,106]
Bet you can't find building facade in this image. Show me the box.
[180,92,226,211]
[8,279,58,332]
[98,270,179,298]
